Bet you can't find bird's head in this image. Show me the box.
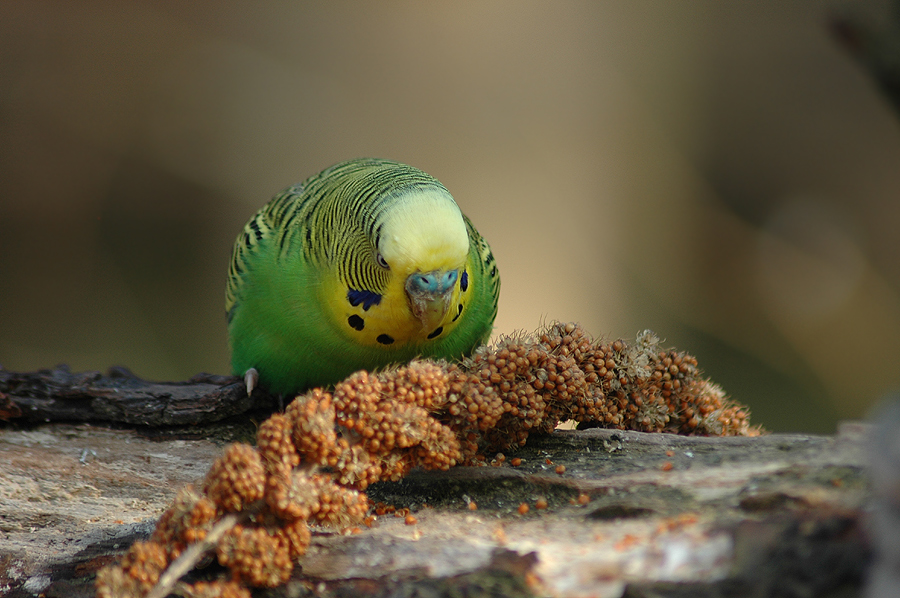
[375,188,469,334]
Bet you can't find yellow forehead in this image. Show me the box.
[377,189,469,274]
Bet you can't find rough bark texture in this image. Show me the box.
[1,411,871,598]
[0,365,277,426]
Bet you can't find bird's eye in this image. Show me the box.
[375,252,389,269]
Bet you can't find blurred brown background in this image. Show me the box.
[2,1,899,433]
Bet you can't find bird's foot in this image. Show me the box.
[243,368,259,396]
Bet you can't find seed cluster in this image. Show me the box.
[445,324,756,459]
[95,541,168,598]
[179,580,250,598]
[327,364,461,486]
[97,323,758,598]
[96,362,462,597]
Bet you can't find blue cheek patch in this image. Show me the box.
[460,270,469,292]
[347,288,382,311]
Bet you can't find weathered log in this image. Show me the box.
[0,365,277,426]
[0,419,872,598]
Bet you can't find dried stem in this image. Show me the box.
[146,512,242,598]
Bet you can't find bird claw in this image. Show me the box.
[244,368,259,396]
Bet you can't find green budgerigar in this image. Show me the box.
[226,158,500,396]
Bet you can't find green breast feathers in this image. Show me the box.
[226,158,500,395]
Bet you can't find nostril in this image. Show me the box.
[408,270,459,294]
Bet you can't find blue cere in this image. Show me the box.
[408,269,459,295]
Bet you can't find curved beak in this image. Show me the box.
[405,269,459,331]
